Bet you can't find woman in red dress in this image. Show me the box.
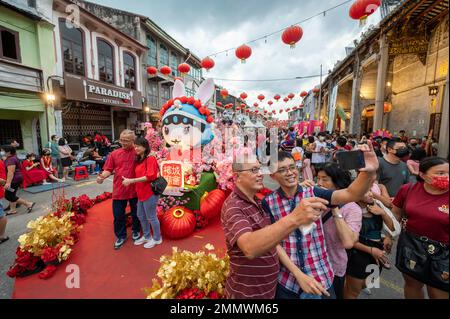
[22,153,49,186]
[40,150,64,183]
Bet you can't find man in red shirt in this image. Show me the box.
[97,130,141,250]
[0,158,9,244]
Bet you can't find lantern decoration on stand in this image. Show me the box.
[240,92,248,100]
[160,65,172,76]
[199,189,227,220]
[147,66,158,76]
[281,25,304,49]
[201,57,215,72]
[257,94,265,102]
[160,206,196,239]
[300,91,308,98]
[349,0,381,26]
[178,63,191,76]
[288,93,295,100]
[235,44,252,63]
[220,89,229,99]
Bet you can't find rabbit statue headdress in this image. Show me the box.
[160,78,215,150]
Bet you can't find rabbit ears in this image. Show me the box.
[172,78,216,105]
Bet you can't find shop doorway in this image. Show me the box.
[113,111,128,140]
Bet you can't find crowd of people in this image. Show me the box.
[221,127,448,299]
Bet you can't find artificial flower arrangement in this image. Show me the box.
[7,192,112,279]
[144,122,169,161]
[144,244,229,299]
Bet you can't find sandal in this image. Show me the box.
[0,237,10,244]
[6,211,18,216]
[26,202,36,214]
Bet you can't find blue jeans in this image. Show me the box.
[275,283,336,299]
[112,198,140,239]
[137,195,161,241]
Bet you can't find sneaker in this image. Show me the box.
[134,237,149,246]
[42,181,51,185]
[114,237,126,250]
[153,238,163,246]
[363,287,372,295]
[143,239,156,249]
[132,232,141,241]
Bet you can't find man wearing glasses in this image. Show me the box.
[221,155,330,299]
[262,146,379,299]
[97,130,142,250]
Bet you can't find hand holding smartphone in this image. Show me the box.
[336,150,366,171]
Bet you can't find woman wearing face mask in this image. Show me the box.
[121,137,161,249]
[22,153,49,186]
[344,182,397,299]
[316,163,362,299]
[392,157,449,299]
[58,138,73,180]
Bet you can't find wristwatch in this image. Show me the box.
[333,212,344,219]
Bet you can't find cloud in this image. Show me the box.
[88,0,380,119]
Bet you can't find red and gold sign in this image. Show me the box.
[161,161,184,195]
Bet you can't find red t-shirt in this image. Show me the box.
[134,156,159,202]
[0,160,6,199]
[103,148,137,200]
[393,182,449,244]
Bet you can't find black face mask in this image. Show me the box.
[395,147,410,158]
[410,143,418,147]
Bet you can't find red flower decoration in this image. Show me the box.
[38,265,57,280]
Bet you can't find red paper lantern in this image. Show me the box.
[220,89,229,99]
[216,102,223,108]
[349,0,381,23]
[300,91,308,98]
[283,97,289,103]
[160,65,172,76]
[240,92,248,100]
[246,109,250,113]
[178,63,191,76]
[300,103,304,108]
[274,94,281,101]
[235,44,252,63]
[236,107,241,111]
[313,87,320,94]
[286,108,291,112]
[174,77,184,82]
[268,100,273,106]
[160,206,196,239]
[201,57,215,71]
[282,25,303,49]
[146,66,157,76]
[288,93,295,100]
[241,103,246,108]
[253,102,259,107]
[279,109,284,114]
[257,94,265,102]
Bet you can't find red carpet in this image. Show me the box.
[13,199,226,299]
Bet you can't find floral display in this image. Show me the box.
[144,244,229,299]
[7,192,112,279]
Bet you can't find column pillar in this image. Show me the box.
[349,54,362,135]
[438,72,449,158]
[374,34,389,131]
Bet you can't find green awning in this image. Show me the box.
[337,106,347,121]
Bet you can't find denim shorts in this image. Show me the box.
[0,201,5,218]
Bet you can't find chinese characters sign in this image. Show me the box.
[161,161,185,196]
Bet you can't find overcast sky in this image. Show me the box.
[89,0,381,119]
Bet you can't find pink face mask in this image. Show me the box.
[430,176,449,191]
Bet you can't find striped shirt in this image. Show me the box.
[262,186,335,294]
[221,186,279,299]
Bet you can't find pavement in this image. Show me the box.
[0,174,404,299]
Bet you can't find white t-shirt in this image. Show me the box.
[311,140,327,164]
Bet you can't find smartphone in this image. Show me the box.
[336,150,366,171]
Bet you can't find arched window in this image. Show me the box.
[159,44,168,66]
[59,20,85,76]
[97,39,114,83]
[123,52,136,90]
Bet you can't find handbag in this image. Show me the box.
[395,183,449,292]
[145,157,167,196]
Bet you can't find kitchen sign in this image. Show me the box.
[64,73,142,110]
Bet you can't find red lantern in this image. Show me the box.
[240,92,248,100]
[220,89,229,99]
[274,94,281,101]
[255,109,259,113]
[288,93,295,100]
[300,91,308,98]
[241,103,246,108]
[253,102,259,107]
[236,107,241,111]
[160,65,172,76]
[257,94,265,102]
[286,108,291,112]
[282,25,303,49]
[313,87,320,94]
[349,0,381,24]
[147,66,157,76]
[178,63,191,76]
[283,97,289,103]
[246,109,250,113]
[293,106,298,110]
[216,102,223,108]
[160,206,196,239]
[268,100,273,106]
[300,103,304,108]
[279,109,284,114]
[235,44,252,63]
[201,57,215,71]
